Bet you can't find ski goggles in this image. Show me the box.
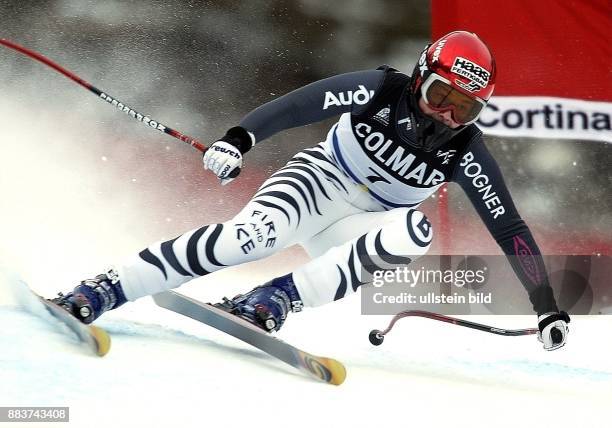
[421,73,487,125]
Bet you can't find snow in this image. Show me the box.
[1,271,610,428]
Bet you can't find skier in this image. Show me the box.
[51,30,570,350]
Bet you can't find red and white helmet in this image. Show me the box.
[411,31,496,125]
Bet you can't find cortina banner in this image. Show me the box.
[478,97,612,143]
[433,0,611,144]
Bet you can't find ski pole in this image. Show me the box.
[0,38,207,153]
[369,310,539,346]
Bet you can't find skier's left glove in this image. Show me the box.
[203,126,255,185]
[537,311,570,351]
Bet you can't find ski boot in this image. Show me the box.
[214,274,303,332]
[50,269,127,324]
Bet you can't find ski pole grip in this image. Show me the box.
[550,327,563,344]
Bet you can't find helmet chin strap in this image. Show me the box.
[408,90,465,152]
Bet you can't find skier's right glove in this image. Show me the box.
[203,126,255,185]
[537,311,570,351]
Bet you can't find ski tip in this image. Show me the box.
[297,351,347,385]
[325,358,347,386]
[90,325,111,357]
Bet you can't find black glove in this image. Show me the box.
[214,126,255,155]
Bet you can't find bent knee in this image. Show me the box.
[405,209,433,252]
[356,208,433,262]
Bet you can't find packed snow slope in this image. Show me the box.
[1,269,610,428]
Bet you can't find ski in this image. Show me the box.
[153,291,346,385]
[23,283,111,357]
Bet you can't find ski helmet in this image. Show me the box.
[408,31,496,151]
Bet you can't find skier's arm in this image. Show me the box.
[203,69,384,183]
[239,69,385,144]
[452,138,559,315]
